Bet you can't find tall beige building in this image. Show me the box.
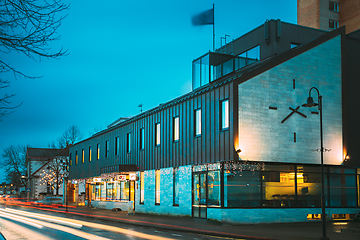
[298,0,360,33]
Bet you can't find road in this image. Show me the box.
[0,206,246,240]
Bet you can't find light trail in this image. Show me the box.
[2,208,82,229]
[2,208,176,240]
[0,211,43,229]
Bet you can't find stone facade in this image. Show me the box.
[135,166,192,216]
[238,35,342,165]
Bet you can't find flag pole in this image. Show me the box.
[213,4,215,51]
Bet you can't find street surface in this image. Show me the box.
[0,206,247,240]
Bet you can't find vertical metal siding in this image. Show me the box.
[69,82,235,179]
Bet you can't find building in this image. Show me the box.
[26,147,69,199]
[298,0,360,34]
[69,20,360,223]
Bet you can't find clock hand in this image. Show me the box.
[289,106,307,118]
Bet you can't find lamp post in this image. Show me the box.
[302,87,329,240]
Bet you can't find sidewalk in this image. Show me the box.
[31,206,360,240]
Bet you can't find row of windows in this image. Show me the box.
[70,100,229,165]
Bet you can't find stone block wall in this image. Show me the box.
[135,165,192,216]
[238,35,342,165]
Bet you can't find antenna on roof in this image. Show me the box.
[138,103,143,113]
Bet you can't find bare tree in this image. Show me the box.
[1,144,28,187]
[0,0,69,120]
[39,156,68,196]
[58,125,83,148]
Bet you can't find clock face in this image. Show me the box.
[281,106,307,124]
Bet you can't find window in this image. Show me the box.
[140,172,144,204]
[127,132,131,153]
[208,170,221,206]
[69,153,72,166]
[89,146,92,162]
[235,45,260,70]
[173,168,179,206]
[105,140,109,158]
[195,109,202,136]
[329,19,339,29]
[75,151,78,165]
[97,144,100,160]
[329,1,339,12]
[115,137,119,156]
[221,99,229,130]
[82,149,84,163]
[155,170,160,204]
[155,123,161,146]
[173,116,179,142]
[140,128,145,150]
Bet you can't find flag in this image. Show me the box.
[192,8,214,26]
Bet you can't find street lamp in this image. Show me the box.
[302,87,329,240]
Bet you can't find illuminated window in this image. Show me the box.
[82,149,84,163]
[195,109,202,136]
[221,99,229,130]
[173,116,179,142]
[105,140,109,158]
[140,128,145,150]
[75,151,78,165]
[140,172,145,204]
[69,153,72,166]
[115,137,119,156]
[155,170,160,204]
[127,132,131,153]
[97,144,100,160]
[155,123,161,146]
[89,146,92,162]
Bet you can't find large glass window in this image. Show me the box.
[195,109,201,136]
[328,170,357,207]
[297,166,321,207]
[262,165,295,207]
[155,170,160,204]
[115,137,119,156]
[106,183,116,200]
[224,169,261,207]
[208,170,221,206]
[235,45,260,70]
[173,168,179,205]
[127,132,131,153]
[140,172,144,204]
[105,140,109,158]
[155,123,161,146]
[95,184,101,200]
[221,99,229,130]
[173,116,179,142]
[75,151,78,165]
[140,128,145,150]
[119,181,129,201]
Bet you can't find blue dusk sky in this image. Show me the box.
[0,0,297,183]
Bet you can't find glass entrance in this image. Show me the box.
[130,181,135,209]
[192,172,207,218]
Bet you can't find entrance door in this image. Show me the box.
[192,172,207,218]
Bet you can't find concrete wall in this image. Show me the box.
[238,35,342,165]
[207,207,360,224]
[135,165,192,216]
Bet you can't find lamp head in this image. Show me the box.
[302,96,318,108]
